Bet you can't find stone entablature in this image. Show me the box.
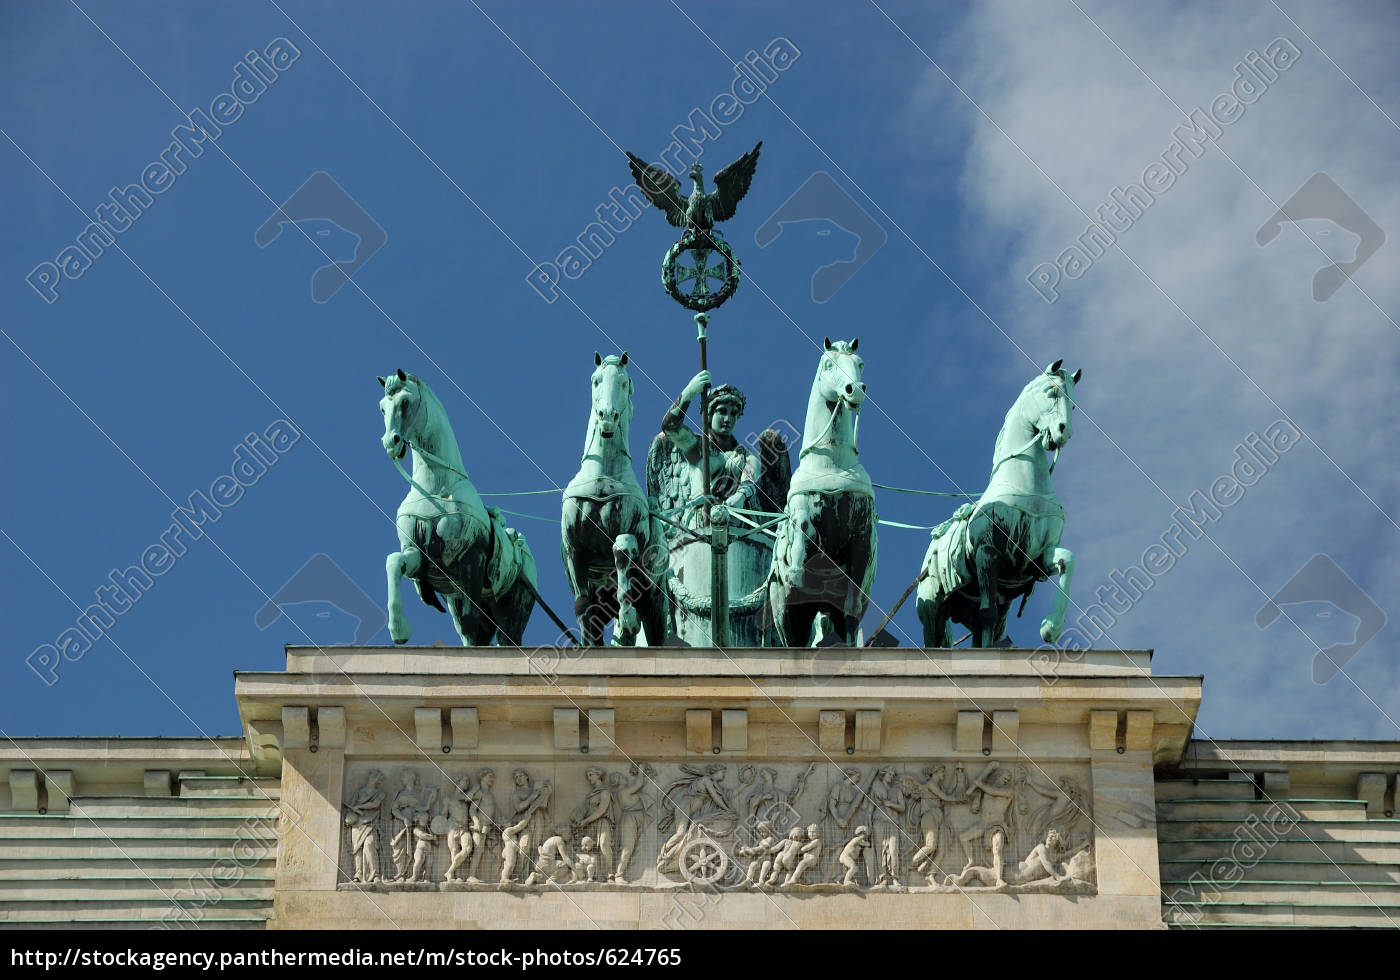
[232,645,1199,929]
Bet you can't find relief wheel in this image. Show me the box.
[678,836,730,885]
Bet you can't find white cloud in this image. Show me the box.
[905,0,1400,737]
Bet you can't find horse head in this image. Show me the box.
[1021,359,1082,453]
[818,337,866,410]
[378,368,423,461]
[590,351,634,443]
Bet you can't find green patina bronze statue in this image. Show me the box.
[627,143,761,313]
[647,370,790,646]
[378,369,538,646]
[767,339,877,647]
[560,353,668,647]
[916,361,1081,648]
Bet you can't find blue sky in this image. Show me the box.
[2,0,1396,742]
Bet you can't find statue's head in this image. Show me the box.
[688,160,704,185]
[378,368,422,460]
[1022,359,1082,453]
[707,384,745,437]
[1046,829,1064,850]
[477,767,495,788]
[591,352,634,440]
[818,338,866,409]
[580,836,595,852]
[788,826,805,841]
[512,767,531,787]
[585,766,605,785]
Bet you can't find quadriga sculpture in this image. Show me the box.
[561,353,667,646]
[767,338,877,646]
[916,360,1080,648]
[379,369,537,645]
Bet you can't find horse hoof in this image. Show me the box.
[1039,619,1061,643]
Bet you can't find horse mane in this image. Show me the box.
[387,372,464,472]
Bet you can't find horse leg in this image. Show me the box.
[788,604,820,649]
[444,593,473,647]
[452,547,490,645]
[972,542,1000,649]
[841,513,876,645]
[492,582,534,648]
[386,543,422,645]
[1040,546,1075,644]
[612,534,640,647]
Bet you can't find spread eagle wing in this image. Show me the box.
[626,152,688,227]
[709,141,762,223]
[754,427,792,515]
[646,432,691,543]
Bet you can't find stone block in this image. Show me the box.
[1123,711,1153,751]
[1261,770,1290,796]
[1089,710,1117,751]
[318,706,346,748]
[143,770,172,797]
[855,710,882,752]
[554,708,581,752]
[1356,772,1386,817]
[990,710,1019,754]
[9,770,39,811]
[451,708,479,751]
[588,709,616,756]
[819,710,846,753]
[956,711,984,752]
[721,710,748,752]
[414,707,443,751]
[282,706,311,750]
[686,709,712,754]
[43,770,73,813]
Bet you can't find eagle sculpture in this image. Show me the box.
[626,142,762,231]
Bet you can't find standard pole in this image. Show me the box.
[696,313,712,501]
[695,312,728,648]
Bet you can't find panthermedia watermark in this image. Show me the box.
[1163,800,1300,927]
[1032,419,1301,681]
[755,172,887,302]
[255,172,387,303]
[255,553,385,645]
[24,419,302,686]
[1256,553,1387,684]
[1026,36,1301,304]
[1256,172,1386,302]
[25,37,302,304]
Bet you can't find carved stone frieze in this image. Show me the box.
[338,760,1096,895]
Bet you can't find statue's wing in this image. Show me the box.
[709,141,762,223]
[626,152,687,226]
[754,428,792,515]
[646,432,690,538]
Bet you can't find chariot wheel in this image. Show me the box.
[678,836,730,885]
[663,230,741,312]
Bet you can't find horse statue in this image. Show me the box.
[916,360,1080,648]
[561,352,667,646]
[767,338,877,647]
[379,369,537,645]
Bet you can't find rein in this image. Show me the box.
[990,430,1059,477]
[798,397,859,460]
